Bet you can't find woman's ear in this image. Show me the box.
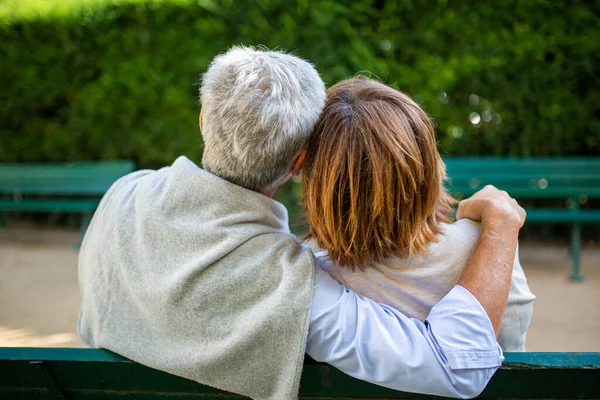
[291,150,307,175]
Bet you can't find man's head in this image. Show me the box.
[199,46,326,194]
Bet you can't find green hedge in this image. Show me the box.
[1,0,598,233]
[1,0,599,169]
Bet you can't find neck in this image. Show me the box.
[261,172,293,198]
[261,186,278,198]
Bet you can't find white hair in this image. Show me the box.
[200,45,326,192]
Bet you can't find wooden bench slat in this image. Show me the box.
[445,157,600,165]
[448,187,600,198]
[444,156,600,280]
[0,199,100,212]
[526,209,600,223]
[0,160,136,174]
[0,183,124,196]
[448,176,600,183]
[0,160,136,196]
[0,160,136,247]
[444,157,600,201]
[0,348,599,399]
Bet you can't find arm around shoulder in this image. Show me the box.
[497,245,536,351]
[456,185,527,335]
[306,266,503,399]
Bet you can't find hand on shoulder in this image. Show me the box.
[456,185,526,232]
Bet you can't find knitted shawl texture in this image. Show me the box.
[78,156,315,400]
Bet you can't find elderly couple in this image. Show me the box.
[78,47,535,400]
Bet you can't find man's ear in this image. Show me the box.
[199,113,203,131]
[291,150,307,176]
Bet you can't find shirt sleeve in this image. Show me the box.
[306,266,504,399]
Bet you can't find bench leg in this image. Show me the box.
[75,212,92,251]
[541,224,551,245]
[569,223,584,281]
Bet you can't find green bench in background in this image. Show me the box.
[0,348,598,399]
[0,160,135,247]
[445,157,600,281]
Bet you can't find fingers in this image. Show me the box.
[456,197,470,220]
[456,185,526,228]
[456,197,484,222]
[482,185,499,196]
[456,201,466,220]
[518,204,527,224]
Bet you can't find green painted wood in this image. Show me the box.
[444,157,600,200]
[444,157,600,280]
[0,199,100,212]
[444,157,600,168]
[524,209,600,223]
[0,348,599,399]
[0,160,136,247]
[448,187,600,199]
[0,160,136,196]
[0,160,135,215]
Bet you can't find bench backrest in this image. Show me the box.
[0,348,598,399]
[0,160,136,196]
[445,157,600,199]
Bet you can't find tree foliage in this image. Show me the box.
[1,0,598,168]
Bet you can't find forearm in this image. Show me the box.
[308,267,503,399]
[497,250,536,351]
[458,217,520,336]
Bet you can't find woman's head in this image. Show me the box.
[302,77,454,269]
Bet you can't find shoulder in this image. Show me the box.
[442,218,481,238]
[313,251,353,284]
[428,219,481,256]
[312,251,335,272]
[311,255,348,308]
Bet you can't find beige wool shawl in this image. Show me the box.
[321,218,535,352]
[78,156,315,400]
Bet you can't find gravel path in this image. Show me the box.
[1,225,598,351]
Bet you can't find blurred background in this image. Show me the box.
[0,0,599,350]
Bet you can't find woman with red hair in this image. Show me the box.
[302,77,535,351]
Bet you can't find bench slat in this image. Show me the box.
[445,157,600,199]
[445,157,600,166]
[0,199,100,212]
[0,160,136,195]
[0,348,598,399]
[448,187,600,198]
[525,209,600,223]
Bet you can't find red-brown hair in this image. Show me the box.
[302,77,455,270]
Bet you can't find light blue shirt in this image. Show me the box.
[307,266,504,399]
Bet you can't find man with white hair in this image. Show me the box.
[78,46,526,400]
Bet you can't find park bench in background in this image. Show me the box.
[0,160,136,247]
[445,157,600,281]
[0,348,598,399]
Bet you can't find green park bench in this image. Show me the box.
[0,160,136,247]
[445,157,600,281]
[0,348,598,399]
